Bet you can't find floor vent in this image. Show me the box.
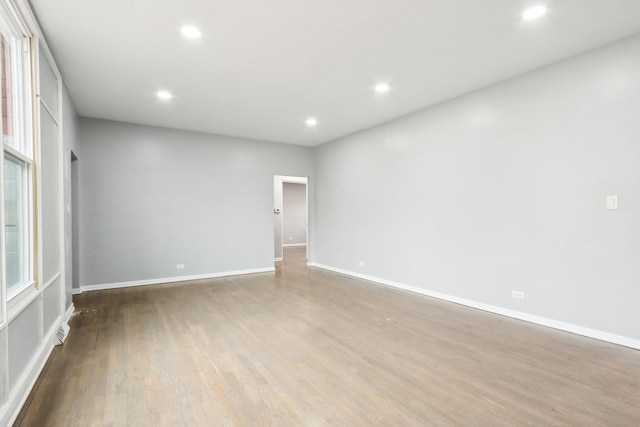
[55,323,70,345]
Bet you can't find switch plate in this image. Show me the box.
[606,195,618,210]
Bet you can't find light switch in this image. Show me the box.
[606,195,619,210]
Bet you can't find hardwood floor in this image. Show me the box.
[15,246,640,426]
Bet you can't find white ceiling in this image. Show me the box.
[29,0,640,147]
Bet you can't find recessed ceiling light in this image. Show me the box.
[305,118,318,127]
[375,83,390,93]
[522,5,547,21]
[156,90,173,100]
[181,26,202,39]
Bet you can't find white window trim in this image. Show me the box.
[0,1,35,318]
[3,143,32,164]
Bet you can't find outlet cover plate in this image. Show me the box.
[512,290,525,299]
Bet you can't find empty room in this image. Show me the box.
[1,0,639,425]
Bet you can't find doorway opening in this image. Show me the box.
[273,175,308,263]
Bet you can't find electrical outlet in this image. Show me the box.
[512,290,524,300]
[289,237,293,241]
[176,264,185,270]
[358,261,365,267]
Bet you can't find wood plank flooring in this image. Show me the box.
[15,246,640,426]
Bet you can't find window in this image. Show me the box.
[4,155,27,294]
[1,10,33,302]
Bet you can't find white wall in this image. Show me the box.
[283,183,307,246]
[314,34,640,345]
[77,119,314,287]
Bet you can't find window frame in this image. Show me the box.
[0,2,35,321]
[4,150,34,299]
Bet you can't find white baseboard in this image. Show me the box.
[0,313,64,426]
[308,263,640,351]
[64,303,75,323]
[274,257,283,262]
[283,243,307,247]
[77,267,276,293]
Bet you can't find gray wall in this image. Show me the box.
[40,107,59,283]
[78,119,314,286]
[62,85,80,305]
[314,34,640,341]
[283,183,307,245]
[62,86,79,308]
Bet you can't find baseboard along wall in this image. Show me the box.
[76,267,276,294]
[307,262,640,351]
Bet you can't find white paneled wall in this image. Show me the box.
[0,2,73,425]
